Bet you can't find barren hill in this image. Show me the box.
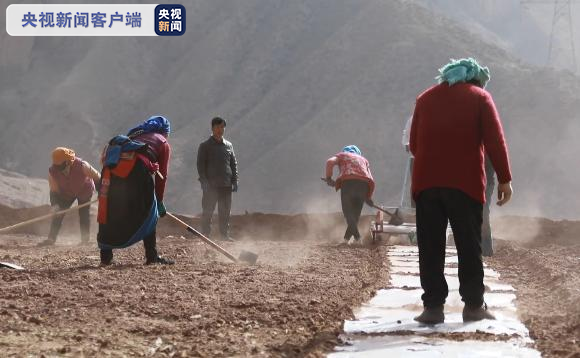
[1,0,579,218]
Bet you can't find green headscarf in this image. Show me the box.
[436,58,490,88]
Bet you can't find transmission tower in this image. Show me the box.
[521,0,578,72]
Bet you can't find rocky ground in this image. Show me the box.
[0,206,578,357]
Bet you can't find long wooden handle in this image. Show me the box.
[165,212,238,263]
[0,199,98,234]
[367,203,397,217]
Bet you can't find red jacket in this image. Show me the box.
[326,152,375,198]
[49,157,95,201]
[133,132,171,202]
[410,83,511,203]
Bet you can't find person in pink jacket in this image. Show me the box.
[325,145,375,245]
[38,147,100,247]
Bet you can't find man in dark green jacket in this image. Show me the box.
[197,117,239,241]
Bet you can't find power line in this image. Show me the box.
[521,0,577,71]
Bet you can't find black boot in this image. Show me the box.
[463,303,495,322]
[100,250,113,266]
[414,305,445,324]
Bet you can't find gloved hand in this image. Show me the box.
[157,201,167,217]
[232,183,238,192]
[365,198,375,207]
[49,192,61,207]
[325,177,336,187]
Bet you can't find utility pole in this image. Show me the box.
[521,0,578,72]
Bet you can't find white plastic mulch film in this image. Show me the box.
[329,246,542,358]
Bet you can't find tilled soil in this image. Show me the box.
[1,207,579,357]
[488,240,580,358]
[0,233,388,357]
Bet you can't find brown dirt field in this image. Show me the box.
[0,208,387,357]
[0,206,578,357]
[488,241,580,357]
[491,215,580,358]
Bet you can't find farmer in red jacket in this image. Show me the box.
[410,58,513,324]
[325,145,375,245]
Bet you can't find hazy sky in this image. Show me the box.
[418,0,580,72]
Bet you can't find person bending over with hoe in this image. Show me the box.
[38,147,100,247]
[97,116,174,266]
[324,145,375,245]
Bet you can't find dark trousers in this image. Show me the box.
[416,188,484,308]
[100,230,157,263]
[201,187,232,238]
[340,180,369,240]
[48,196,90,243]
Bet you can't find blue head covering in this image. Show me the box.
[436,58,490,88]
[128,115,171,137]
[342,145,362,156]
